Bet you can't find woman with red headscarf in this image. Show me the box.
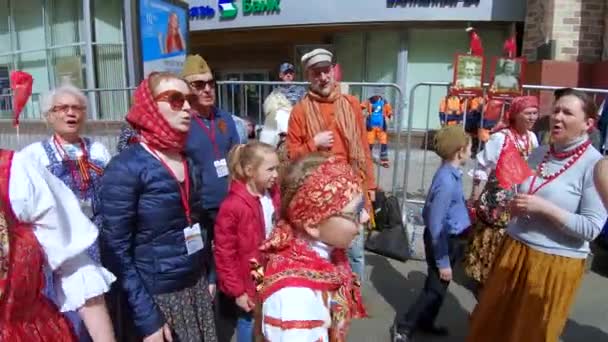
[100,72,217,342]
[257,153,368,342]
[463,96,539,295]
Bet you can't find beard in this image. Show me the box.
[310,82,333,97]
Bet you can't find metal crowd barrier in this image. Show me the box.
[402,82,608,209]
[215,80,407,197]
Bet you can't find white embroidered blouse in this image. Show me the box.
[8,151,115,312]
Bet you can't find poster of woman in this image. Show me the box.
[139,0,189,77]
[160,12,186,54]
[453,54,485,96]
[489,57,525,99]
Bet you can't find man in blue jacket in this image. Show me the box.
[182,55,240,241]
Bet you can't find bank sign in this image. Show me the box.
[190,0,280,20]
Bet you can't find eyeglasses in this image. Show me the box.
[154,90,190,111]
[189,80,216,92]
[337,199,366,224]
[52,104,86,113]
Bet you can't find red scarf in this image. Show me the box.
[126,77,188,153]
[492,95,538,133]
[259,157,367,340]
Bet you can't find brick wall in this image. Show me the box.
[523,0,606,62]
[522,0,552,61]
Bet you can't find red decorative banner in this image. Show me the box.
[10,71,33,127]
[495,137,534,190]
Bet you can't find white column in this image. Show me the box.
[83,0,99,119]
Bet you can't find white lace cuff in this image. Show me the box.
[468,168,489,181]
[54,253,116,312]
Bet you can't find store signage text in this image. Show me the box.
[387,0,479,7]
[190,0,280,22]
[243,0,280,15]
[189,5,215,20]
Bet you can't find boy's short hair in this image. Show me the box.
[434,125,470,160]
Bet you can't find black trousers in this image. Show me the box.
[201,207,219,244]
[396,229,460,333]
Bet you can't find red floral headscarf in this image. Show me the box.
[258,156,367,340]
[492,95,539,133]
[126,76,188,152]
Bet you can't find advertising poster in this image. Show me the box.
[139,0,188,77]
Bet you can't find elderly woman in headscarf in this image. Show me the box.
[100,72,217,342]
[463,96,540,295]
[21,82,114,341]
[258,153,368,342]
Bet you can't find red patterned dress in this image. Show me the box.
[0,149,76,341]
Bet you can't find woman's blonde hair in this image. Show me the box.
[263,91,292,130]
[228,141,277,182]
[279,152,330,219]
[148,72,188,96]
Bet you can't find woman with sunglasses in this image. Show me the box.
[21,83,114,341]
[100,72,217,342]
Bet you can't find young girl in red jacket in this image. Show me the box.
[214,141,280,342]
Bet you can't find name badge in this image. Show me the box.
[214,159,229,178]
[79,199,94,218]
[184,223,204,255]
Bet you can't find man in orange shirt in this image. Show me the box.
[287,48,376,281]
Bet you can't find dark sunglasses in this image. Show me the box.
[337,199,366,224]
[190,80,216,91]
[154,90,190,111]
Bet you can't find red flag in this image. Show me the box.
[503,35,517,58]
[466,27,484,56]
[10,71,33,127]
[495,137,533,189]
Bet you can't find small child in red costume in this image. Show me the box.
[258,154,368,341]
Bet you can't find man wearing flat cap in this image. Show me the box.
[182,55,241,237]
[286,48,377,280]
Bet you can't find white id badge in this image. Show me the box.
[79,199,94,218]
[214,158,229,178]
[184,223,204,255]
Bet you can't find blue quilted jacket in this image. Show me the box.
[99,144,213,336]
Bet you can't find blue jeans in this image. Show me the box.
[348,227,365,281]
[236,312,254,342]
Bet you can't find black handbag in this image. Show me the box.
[365,225,410,262]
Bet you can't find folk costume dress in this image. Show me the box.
[22,137,111,341]
[463,127,538,284]
[467,135,607,342]
[258,157,367,342]
[0,150,115,341]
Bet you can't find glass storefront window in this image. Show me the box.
[0,0,127,120]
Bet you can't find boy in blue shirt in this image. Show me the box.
[392,125,472,342]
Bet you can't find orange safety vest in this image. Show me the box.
[439,96,463,126]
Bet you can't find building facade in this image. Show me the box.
[0,0,129,121]
[186,0,527,130]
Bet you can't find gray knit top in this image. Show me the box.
[508,135,607,259]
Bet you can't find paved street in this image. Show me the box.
[349,251,608,342]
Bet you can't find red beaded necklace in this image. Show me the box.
[528,139,591,194]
